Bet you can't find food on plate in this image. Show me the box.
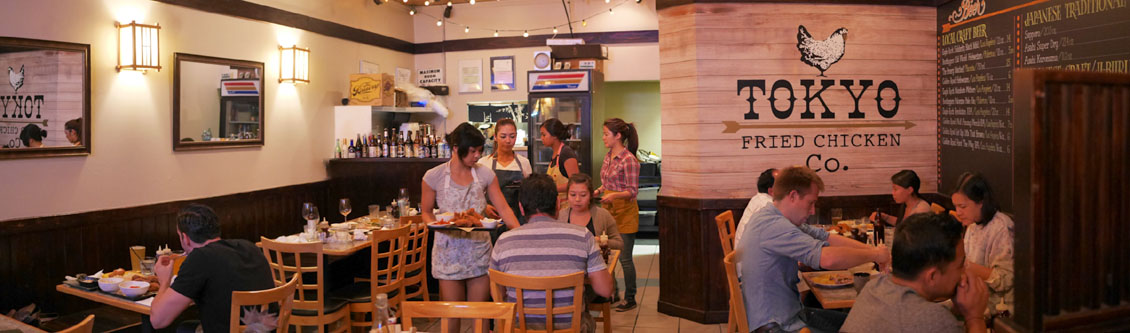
[448,209,483,226]
[106,268,126,278]
[811,273,853,286]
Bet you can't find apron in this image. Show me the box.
[601,190,639,234]
[547,147,570,204]
[491,157,526,225]
[431,163,493,280]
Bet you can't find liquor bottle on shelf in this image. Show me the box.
[431,135,439,158]
[396,131,405,158]
[412,131,422,158]
[347,139,356,158]
[380,131,389,158]
[422,135,431,159]
[369,134,378,158]
[335,139,343,159]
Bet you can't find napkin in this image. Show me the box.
[353,229,367,240]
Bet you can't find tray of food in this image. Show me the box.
[63,268,160,301]
[808,272,854,288]
[429,209,500,230]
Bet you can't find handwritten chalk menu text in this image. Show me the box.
[938,0,1130,209]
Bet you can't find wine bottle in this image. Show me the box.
[348,139,356,158]
[335,138,343,159]
[368,134,377,158]
[396,131,405,158]
[381,130,389,158]
[413,131,422,158]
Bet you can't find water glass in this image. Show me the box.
[368,204,381,217]
[830,208,843,224]
[140,256,157,275]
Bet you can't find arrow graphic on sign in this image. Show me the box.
[721,120,916,133]
[0,119,48,127]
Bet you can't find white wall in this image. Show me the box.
[410,0,660,126]
[0,0,414,221]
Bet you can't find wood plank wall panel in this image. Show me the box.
[1011,70,1130,332]
[658,3,938,199]
[0,181,328,314]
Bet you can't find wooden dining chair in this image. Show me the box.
[722,251,748,333]
[57,314,94,333]
[401,301,515,333]
[589,249,621,333]
[400,222,431,301]
[332,225,410,332]
[230,274,300,333]
[260,237,351,333]
[714,210,738,255]
[489,269,586,333]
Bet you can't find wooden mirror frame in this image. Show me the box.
[173,53,265,151]
[0,37,91,159]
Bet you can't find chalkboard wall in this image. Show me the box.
[937,0,1130,210]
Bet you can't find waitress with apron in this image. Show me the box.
[421,123,521,333]
[540,118,580,206]
[595,117,641,312]
[481,118,532,226]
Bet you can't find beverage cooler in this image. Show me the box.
[526,69,602,177]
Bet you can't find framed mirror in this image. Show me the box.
[173,53,264,151]
[0,37,91,159]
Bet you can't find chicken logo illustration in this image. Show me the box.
[796,25,848,77]
[8,65,24,94]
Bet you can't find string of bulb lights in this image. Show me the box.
[406,0,641,37]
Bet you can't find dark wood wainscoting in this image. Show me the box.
[325,158,448,223]
[657,193,951,324]
[0,181,329,314]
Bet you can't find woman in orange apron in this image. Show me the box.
[595,117,641,311]
[540,118,580,207]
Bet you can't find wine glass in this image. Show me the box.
[302,203,319,226]
[397,188,409,217]
[339,198,352,222]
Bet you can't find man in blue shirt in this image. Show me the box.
[739,166,891,333]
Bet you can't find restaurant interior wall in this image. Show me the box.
[591,81,661,188]
[0,0,415,221]
[411,0,660,128]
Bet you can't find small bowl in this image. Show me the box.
[481,220,500,229]
[119,281,150,297]
[78,276,100,288]
[98,277,123,292]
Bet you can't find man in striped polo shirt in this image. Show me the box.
[491,174,615,333]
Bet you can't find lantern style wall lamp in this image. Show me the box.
[279,45,310,84]
[116,21,161,72]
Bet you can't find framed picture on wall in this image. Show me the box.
[459,59,482,93]
[490,56,515,91]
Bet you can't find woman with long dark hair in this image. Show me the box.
[540,118,580,203]
[421,123,521,333]
[871,170,931,225]
[951,172,1014,317]
[595,117,640,311]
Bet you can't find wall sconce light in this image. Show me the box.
[116,21,161,72]
[279,45,310,84]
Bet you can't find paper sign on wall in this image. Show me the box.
[417,68,444,86]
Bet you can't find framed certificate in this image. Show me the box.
[490,56,515,91]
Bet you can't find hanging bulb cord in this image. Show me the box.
[560,0,575,37]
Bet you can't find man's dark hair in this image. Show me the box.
[952,172,999,226]
[518,173,557,217]
[757,168,777,194]
[177,204,221,243]
[446,122,486,159]
[890,213,965,280]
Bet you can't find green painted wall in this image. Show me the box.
[591,81,661,187]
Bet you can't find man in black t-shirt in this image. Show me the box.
[150,204,275,333]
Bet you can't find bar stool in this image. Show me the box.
[332,225,410,332]
[260,237,351,333]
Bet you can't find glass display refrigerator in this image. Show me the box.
[526,69,602,177]
[218,79,261,140]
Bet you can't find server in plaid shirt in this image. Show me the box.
[595,117,642,311]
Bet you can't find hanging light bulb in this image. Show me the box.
[553,27,558,34]
[424,0,429,5]
[403,0,407,3]
[436,20,443,26]
[470,0,475,4]
[447,1,452,6]
[409,7,416,15]
[609,8,614,15]
[605,0,610,3]
[582,20,587,27]
[494,30,499,37]
[523,30,529,37]
[464,26,470,33]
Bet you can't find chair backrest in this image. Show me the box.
[722,251,748,333]
[230,273,300,333]
[371,225,411,311]
[605,249,621,274]
[259,237,328,316]
[930,203,946,214]
[489,269,585,333]
[401,222,430,299]
[401,301,514,333]
[714,210,737,255]
[57,314,94,333]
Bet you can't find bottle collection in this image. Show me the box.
[335,128,448,159]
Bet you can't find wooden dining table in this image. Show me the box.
[0,313,45,333]
[800,271,859,309]
[55,283,162,332]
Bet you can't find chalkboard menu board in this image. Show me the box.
[937,0,1130,209]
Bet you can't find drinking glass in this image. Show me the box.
[129,245,146,272]
[171,250,186,275]
[140,256,157,275]
[368,204,381,217]
[397,188,409,217]
[302,203,319,226]
[340,198,352,221]
[830,208,843,224]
